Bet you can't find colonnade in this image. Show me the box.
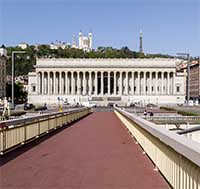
[37,71,175,96]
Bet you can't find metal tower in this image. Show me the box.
[139,30,143,53]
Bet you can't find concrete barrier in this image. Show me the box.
[0,108,91,155]
[115,108,200,189]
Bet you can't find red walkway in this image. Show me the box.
[1,112,169,189]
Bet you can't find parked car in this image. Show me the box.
[146,103,157,108]
[24,103,35,110]
[129,103,136,107]
[107,103,114,107]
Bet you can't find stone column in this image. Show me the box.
[167,72,170,95]
[47,72,50,95]
[89,72,92,95]
[45,74,47,94]
[42,72,45,95]
[161,72,164,95]
[119,72,122,95]
[61,72,64,95]
[137,72,140,95]
[101,72,103,95]
[58,72,61,94]
[44,73,46,94]
[83,72,86,95]
[149,72,152,95]
[53,72,56,95]
[131,72,134,95]
[95,72,98,95]
[172,72,175,95]
[113,72,116,95]
[77,72,80,95]
[108,71,110,95]
[125,72,128,95]
[143,72,146,95]
[65,72,68,95]
[72,72,75,95]
[155,72,158,95]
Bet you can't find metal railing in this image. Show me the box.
[115,108,200,189]
[144,116,200,121]
[0,108,91,155]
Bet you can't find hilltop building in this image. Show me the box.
[78,32,92,52]
[50,41,69,50]
[0,45,7,57]
[18,43,28,49]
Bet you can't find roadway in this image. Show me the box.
[0,111,169,189]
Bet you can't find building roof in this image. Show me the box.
[35,58,180,69]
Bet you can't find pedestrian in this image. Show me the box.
[150,111,154,116]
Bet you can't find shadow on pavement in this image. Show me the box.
[0,114,90,166]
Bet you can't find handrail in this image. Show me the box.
[177,126,200,135]
[115,107,200,189]
[0,107,91,155]
[144,115,200,120]
[116,108,200,167]
[0,108,86,128]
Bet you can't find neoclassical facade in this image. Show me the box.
[28,58,186,106]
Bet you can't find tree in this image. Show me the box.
[6,82,27,104]
[5,45,175,76]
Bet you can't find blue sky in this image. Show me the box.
[0,0,199,56]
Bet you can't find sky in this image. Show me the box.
[0,0,199,56]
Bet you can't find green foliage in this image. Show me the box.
[177,110,199,116]
[6,82,27,104]
[160,106,199,116]
[0,110,26,116]
[6,45,174,76]
[6,46,36,76]
[160,106,176,111]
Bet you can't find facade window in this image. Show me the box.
[32,85,36,92]
[177,86,180,93]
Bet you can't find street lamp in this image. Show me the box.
[176,53,190,105]
[11,51,26,108]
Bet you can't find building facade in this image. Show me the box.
[0,56,7,98]
[190,62,200,101]
[0,45,7,57]
[78,32,92,52]
[18,43,28,49]
[28,58,186,106]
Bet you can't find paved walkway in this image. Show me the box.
[1,112,169,189]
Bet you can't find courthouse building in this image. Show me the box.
[28,58,186,106]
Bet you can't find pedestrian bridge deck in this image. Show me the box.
[1,112,169,189]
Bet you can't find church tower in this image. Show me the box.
[78,31,92,52]
[72,35,77,48]
[139,30,143,53]
[78,31,83,49]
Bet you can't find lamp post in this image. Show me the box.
[11,51,25,108]
[176,53,190,105]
